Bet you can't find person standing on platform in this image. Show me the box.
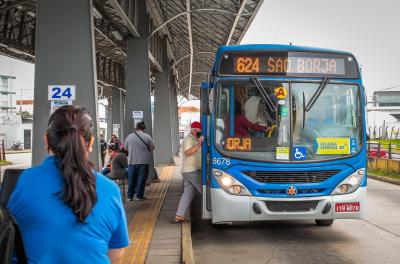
[124,121,154,201]
[175,121,204,222]
[6,105,129,263]
[100,134,107,167]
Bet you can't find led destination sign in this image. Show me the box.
[219,51,359,78]
[234,56,344,75]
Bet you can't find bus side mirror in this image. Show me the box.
[201,81,213,89]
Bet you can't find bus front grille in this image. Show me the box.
[264,200,320,212]
[242,170,340,184]
[258,189,324,195]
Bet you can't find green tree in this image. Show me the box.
[19,111,33,119]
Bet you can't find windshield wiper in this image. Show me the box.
[250,76,277,113]
[305,77,329,112]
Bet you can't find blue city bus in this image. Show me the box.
[200,44,366,226]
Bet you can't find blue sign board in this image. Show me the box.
[48,85,76,101]
[350,138,357,154]
[293,146,307,161]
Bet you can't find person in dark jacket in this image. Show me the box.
[101,146,118,176]
[100,134,107,167]
[233,100,268,137]
[109,151,128,181]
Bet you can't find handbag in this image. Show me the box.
[0,169,28,264]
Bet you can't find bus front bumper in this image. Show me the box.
[210,187,366,224]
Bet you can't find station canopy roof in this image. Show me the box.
[0,0,263,99]
[373,85,400,94]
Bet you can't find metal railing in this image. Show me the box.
[368,126,400,140]
[367,141,400,160]
[0,140,5,161]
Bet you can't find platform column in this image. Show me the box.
[106,106,112,141]
[125,0,155,179]
[112,88,123,140]
[32,0,99,167]
[170,85,179,155]
[119,90,125,141]
[154,38,173,165]
[174,89,180,154]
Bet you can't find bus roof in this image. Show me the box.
[213,44,356,71]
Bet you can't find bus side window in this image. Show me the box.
[207,89,214,146]
[216,88,228,142]
[207,88,214,146]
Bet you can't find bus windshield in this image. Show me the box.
[215,80,363,162]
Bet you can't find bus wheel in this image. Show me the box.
[315,219,334,226]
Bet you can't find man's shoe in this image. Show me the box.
[174,215,185,223]
[134,196,148,201]
[126,198,133,202]
[152,178,161,183]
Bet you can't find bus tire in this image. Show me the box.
[315,219,334,226]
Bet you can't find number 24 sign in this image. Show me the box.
[48,85,76,101]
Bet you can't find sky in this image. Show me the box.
[0,56,34,100]
[242,0,400,98]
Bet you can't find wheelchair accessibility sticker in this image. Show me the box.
[293,146,307,161]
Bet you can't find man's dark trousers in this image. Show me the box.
[127,164,149,199]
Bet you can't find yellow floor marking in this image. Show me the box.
[118,166,175,264]
[118,167,172,264]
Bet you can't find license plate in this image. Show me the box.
[335,202,360,212]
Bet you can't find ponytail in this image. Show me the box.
[47,106,97,222]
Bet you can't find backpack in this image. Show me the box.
[0,169,27,264]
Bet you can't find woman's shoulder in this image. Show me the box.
[95,171,121,196]
[17,158,59,183]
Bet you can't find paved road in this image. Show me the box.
[191,179,400,264]
[391,153,400,160]
[4,152,32,165]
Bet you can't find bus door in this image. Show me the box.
[200,82,212,220]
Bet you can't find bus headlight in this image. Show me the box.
[331,168,365,195]
[213,169,251,196]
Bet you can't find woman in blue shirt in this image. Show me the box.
[7,105,129,263]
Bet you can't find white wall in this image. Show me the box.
[179,112,200,127]
[1,123,32,149]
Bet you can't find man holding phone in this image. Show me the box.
[175,121,204,222]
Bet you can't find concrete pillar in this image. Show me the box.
[174,91,180,153]
[125,0,155,178]
[125,5,151,137]
[106,106,112,141]
[170,85,179,155]
[32,0,99,167]
[119,90,125,141]
[154,58,173,165]
[112,88,122,140]
[173,87,180,154]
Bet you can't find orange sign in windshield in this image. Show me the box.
[226,138,252,151]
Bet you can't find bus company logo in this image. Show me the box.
[286,186,297,196]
